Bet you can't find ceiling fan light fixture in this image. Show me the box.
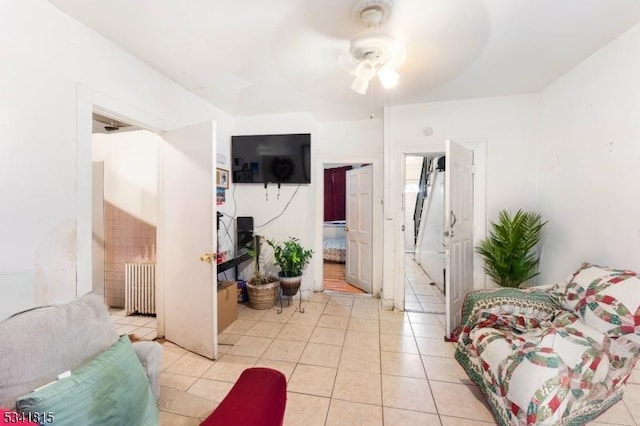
[352,0,393,25]
[345,0,407,95]
[378,64,399,89]
[351,59,376,94]
[359,7,384,27]
[356,58,377,78]
[351,76,370,95]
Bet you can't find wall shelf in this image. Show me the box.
[216,252,253,274]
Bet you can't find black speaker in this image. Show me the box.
[236,216,254,254]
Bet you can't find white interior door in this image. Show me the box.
[159,121,217,359]
[345,165,373,292]
[444,140,474,339]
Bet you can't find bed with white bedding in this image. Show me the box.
[323,238,346,263]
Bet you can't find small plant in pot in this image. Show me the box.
[475,209,547,288]
[267,237,313,297]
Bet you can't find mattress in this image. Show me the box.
[323,238,346,263]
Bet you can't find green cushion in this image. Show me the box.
[16,336,158,426]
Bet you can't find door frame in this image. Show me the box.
[392,139,487,311]
[91,161,105,297]
[314,154,383,298]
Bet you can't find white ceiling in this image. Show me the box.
[49,0,640,121]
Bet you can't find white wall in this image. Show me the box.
[0,1,230,319]
[535,22,640,283]
[219,115,385,298]
[215,113,236,260]
[388,95,538,213]
[93,130,160,226]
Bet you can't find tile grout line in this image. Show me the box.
[318,295,340,426]
[409,313,443,424]
[378,301,387,425]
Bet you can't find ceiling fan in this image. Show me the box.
[346,0,407,95]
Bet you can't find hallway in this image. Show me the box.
[404,254,445,313]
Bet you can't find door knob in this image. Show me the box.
[200,252,215,263]
[344,227,349,232]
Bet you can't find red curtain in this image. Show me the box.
[324,166,352,221]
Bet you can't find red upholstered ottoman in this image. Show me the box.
[200,367,287,426]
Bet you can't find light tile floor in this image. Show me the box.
[404,254,445,314]
[109,310,158,340]
[110,294,640,426]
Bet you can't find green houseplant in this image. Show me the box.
[245,236,280,310]
[475,209,547,288]
[267,237,313,296]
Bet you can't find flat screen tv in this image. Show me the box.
[231,133,311,184]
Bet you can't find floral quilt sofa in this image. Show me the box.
[455,263,640,425]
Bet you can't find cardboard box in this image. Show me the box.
[218,281,238,333]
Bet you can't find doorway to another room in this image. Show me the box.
[404,154,446,313]
[80,91,220,359]
[91,113,158,310]
[91,112,159,340]
[398,140,481,339]
[322,163,373,294]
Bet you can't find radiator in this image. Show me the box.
[125,263,156,315]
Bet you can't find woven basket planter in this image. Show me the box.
[246,276,279,310]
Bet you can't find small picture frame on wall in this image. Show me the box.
[216,187,225,205]
[216,168,229,189]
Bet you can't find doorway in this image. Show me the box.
[313,154,383,299]
[77,88,219,358]
[394,139,486,338]
[322,163,370,294]
[404,154,446,313]
[91,112,159,311]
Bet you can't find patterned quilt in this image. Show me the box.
[323,238,346,263]
[455,263,640,425]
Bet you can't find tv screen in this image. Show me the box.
[231,133,311,184]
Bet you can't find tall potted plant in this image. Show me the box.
[245,236,280,310]
[267,237,313,297]
[475,209,547,288]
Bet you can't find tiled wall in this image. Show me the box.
[104,201,156,308]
